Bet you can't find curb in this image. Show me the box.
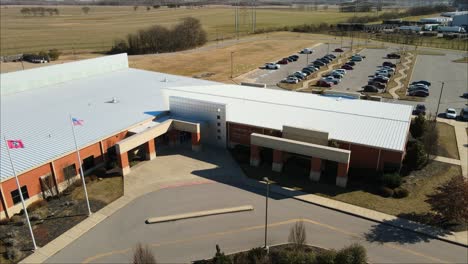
[146,205,254,224]
[244,179,468,248]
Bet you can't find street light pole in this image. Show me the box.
[436,81,445,116]
[230,51,234,79]
[263,177,270,253]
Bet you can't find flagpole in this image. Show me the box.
[3,136,38,250]
[69,115,92,216]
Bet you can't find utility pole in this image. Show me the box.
[263,177,270,254]
[435,82,445,116]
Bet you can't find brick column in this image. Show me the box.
[118,152,130,176]
[191,132,201,152]
[168,130,179,146]
[272,149,283,172]
[146,138,156,160]
[250,145,260,167]
[0,183,10,219]
[309,157,322,182]
[336,162,349,188]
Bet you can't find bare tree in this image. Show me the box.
[426,176,468,223]
[288,220,307,250]
[133,243,157,264]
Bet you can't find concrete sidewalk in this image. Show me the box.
[245,178,468,247]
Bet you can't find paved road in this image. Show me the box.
[45,148,468,264]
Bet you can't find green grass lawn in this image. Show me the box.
[435,122,460,160]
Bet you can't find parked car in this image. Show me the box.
[460,107,468,121]
[383,61,396,68]
[300,48,313,54]
[302,68,315,75]
[326,54,337,59]
[408,84,429,92]
[316,80,333,87]
[381,66,395,74]
[375,71,391,77]
[463,92,468,98]
[334,48,344,52]
[283,57,293,62]
[333,69,346,75]
[277,59,289,64]
[321,76,340,84]
[413,104,426,115]
[289,55,299,61]
[363,85,379,92]
[341,64,353,70]
[411,80,431,87]
[346,61,356,66]
[305,66,318,72]
[318,58,331,64]
[292,72,306,80]
[23,54,49,64]
[368,81,386,89]
[372,76,389,83]
[408,90,429,97]
[283,77,299,84]
[351,56,363,62]
[387,53,401,59]
[301,70,312,76]
[445,108,457,119]
[265,63,280,69]
[313,60,326,67]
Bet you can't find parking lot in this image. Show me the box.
[409,51,468,116]
[331,48,399,92]
[244,42,343,89]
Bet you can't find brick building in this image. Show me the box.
[0,54,412,219]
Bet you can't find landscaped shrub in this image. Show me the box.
[393,188,409,198]
[379,186,394,198]
[404,141,428,170]
[0,217,10,225]
[315,250,336,264]
[410,114,426,138]
[27,199,47,212]
[5,247,21,261]
[4,238,17,247]
[335,243,367,264]
[10,215,23,223]
[381,173,402,189]
[29,214,41,221]
[246,247,267,263]
[275,249,315,264]
[48,49,61,61]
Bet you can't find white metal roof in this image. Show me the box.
[162,85,412,153]
[1,54,412,182]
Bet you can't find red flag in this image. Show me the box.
[7,140,24,149]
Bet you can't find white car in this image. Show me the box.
[300,48,314,54]
[283,77,299,84]
[265,63,280,70]
[294,71,307,77]
[333,69,347,75]
[445,108,457,119]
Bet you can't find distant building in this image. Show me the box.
[451,14,468,27]
[420,17,453,25]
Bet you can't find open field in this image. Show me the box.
[0,5,384,55]
[436,122,460,160]
[129,32,325,82]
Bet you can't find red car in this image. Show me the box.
[277,59,289,64]
[316,80,333,87]
[334,48,344,52]
[341,64,353,70]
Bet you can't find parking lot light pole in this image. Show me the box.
[436,81,445,116]
[263,177,270,254]
[230,51,235,79]
[306,53,309,66]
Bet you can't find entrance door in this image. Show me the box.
[322,160,338,184]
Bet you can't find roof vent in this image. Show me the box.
[106,97,119,104]
[162,77,168,83]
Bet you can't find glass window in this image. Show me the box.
[11,186,29,205]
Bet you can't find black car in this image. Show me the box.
[292,73,306,80]
[413,104,426,115]
[363,85,379,92]
[289,55,299,61]
[317,59,330,64]
[283,57,293,62]
[382,61,396,68]
[372,77,389,83]
[302,68,315,74]
[321,57,332,63]
[326,54,337,59]
[411,80,431,87]
[387,53,401,59]
[314,61,326,67]
[345,61,356,66]
[368,81,386,89]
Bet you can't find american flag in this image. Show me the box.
[7,139,24,149]
[72,117,84,126]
